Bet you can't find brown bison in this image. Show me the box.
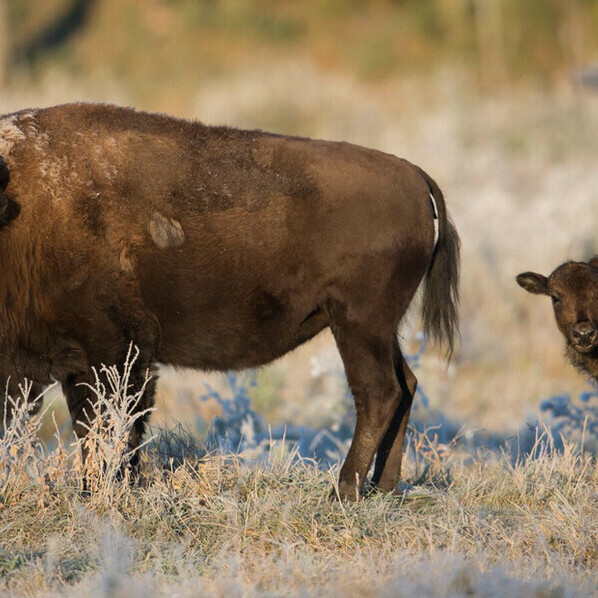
[0,103,459,500]
[517,259,598,381]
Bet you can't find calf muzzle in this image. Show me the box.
[570,322,598,352]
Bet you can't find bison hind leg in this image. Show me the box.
[370,342,417,493]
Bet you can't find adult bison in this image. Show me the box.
[0,103,459,500]
[517,259,598,381]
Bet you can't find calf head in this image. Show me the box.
[517,259,598,378]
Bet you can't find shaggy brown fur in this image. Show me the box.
[517,259,598,381]
[0,103,460,500]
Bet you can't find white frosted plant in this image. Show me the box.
[76,345,155,500]
[0,381,53,505]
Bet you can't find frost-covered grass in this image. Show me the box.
[1,356,597,598]
[540,387,598,453]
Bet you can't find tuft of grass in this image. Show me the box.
[75,346,155,503]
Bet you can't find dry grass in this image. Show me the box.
[1,369,597,597]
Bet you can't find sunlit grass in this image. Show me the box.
[1,358,596,597]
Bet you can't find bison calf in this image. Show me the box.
[0,103,459,500]
[517,259,598,380]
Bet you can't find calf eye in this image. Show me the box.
[551,295,560,304]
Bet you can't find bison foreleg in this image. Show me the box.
[62,354,157,482]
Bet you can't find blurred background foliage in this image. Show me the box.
[1,0,597,111]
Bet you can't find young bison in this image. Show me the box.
[0,103,460,500]
[517,259,598,380]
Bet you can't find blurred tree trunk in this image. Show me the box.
[0,0,9,88]
[474,0,507,89]
[16,0,97,67]
[558,0,584,74]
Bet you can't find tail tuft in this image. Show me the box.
[418,170,460,359]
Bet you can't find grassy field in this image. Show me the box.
[1,378,597,597]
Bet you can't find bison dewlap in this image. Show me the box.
[0,103,459,501]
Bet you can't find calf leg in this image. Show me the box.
[371,345,417,493]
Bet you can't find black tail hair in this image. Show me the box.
[417,167,461,359]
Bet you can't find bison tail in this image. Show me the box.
[419,170,460,359]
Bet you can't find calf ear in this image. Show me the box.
[516,272,549,295]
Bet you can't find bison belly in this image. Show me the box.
[135,222,329,371]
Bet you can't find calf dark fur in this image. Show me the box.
[517,259,598,381]
[0,103,460,500]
